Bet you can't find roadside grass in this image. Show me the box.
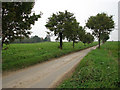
[2,42,98,71]
[58,41,119,88]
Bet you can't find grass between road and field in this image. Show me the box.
[58,41,119,88]
[2,42,98,71]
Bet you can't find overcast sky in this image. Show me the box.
[31,0,119,41]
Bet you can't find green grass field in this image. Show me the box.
[2,42,98,71]
[58,41,119,88]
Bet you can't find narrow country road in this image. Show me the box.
[3,45,98,88]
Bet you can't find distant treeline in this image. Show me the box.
[13,35,51,43]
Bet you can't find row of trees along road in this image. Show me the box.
[45,11,114,49]
[2,2,114,49]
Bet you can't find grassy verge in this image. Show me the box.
[2,42,98,71]
[58,41,119,88]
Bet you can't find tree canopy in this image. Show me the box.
[45,10,76,49]
[45,10,96,49]
[77,26,86,42]
[45,10,75,36]
[13,35,50,43]
[100,32,109,43]
[64,19,79,48]
[85,33,94,44]
[2,2,42,45]
[86,13,114,48]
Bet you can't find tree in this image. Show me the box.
[85,33,94,44]
[86,13,114,48]
[45,31,52,42]
[31,35,41,43]
[44,35,51,42]
[100,32,109,43]
[45,10,75,49]
[13,35,45,43]
[82,34,87,45]
[64,19,79,48]
[2,2,42,46]
[77,26,86,42]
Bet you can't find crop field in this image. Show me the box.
[2,42,98,71]
[58,41,119,88]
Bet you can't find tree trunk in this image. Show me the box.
[59,32,62,49]
[98,32,101,48]
[73,40,74,48]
